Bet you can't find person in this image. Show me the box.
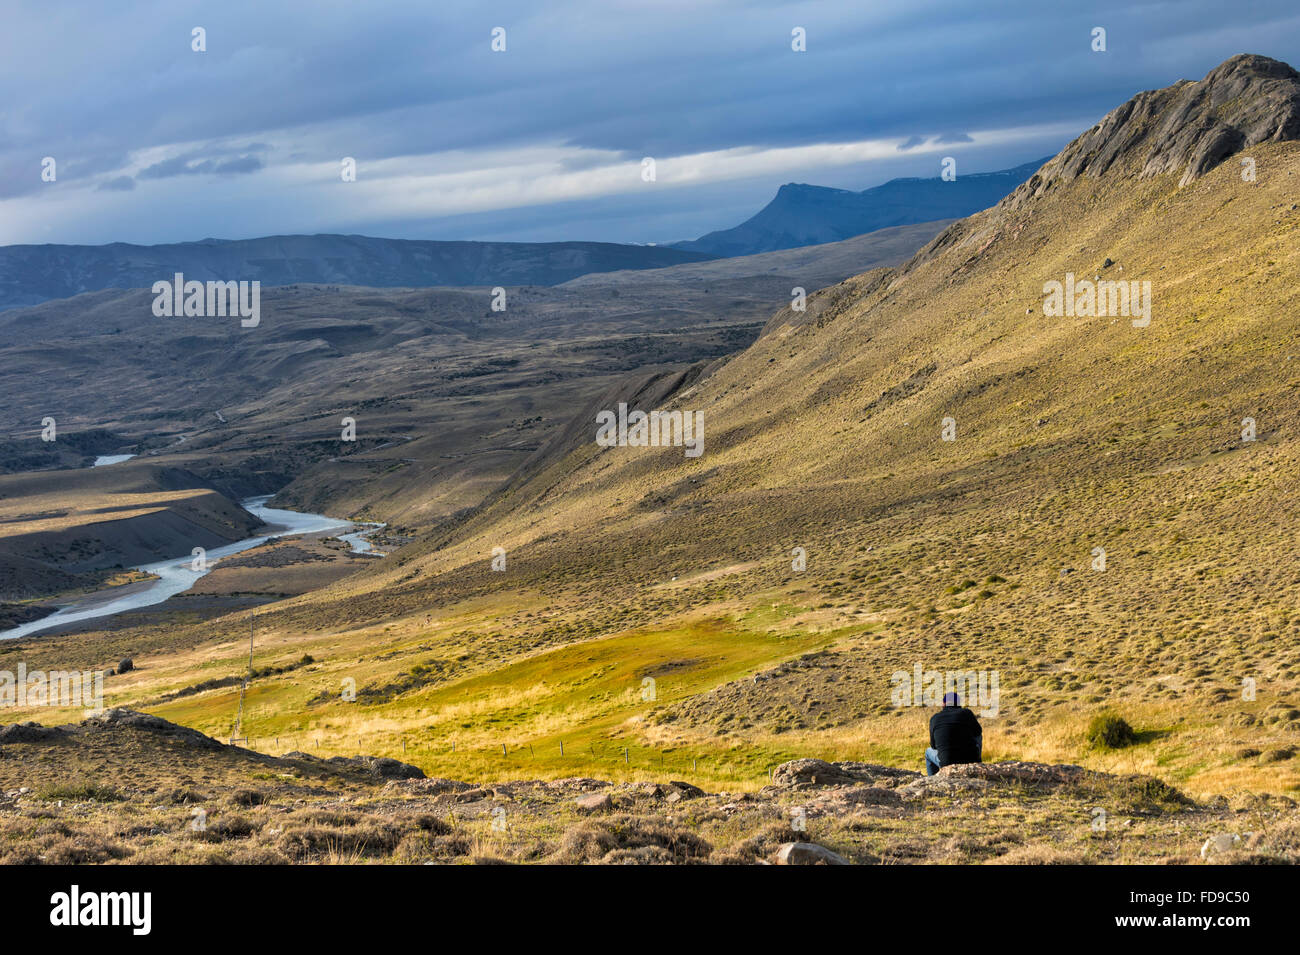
[925,691,982,775]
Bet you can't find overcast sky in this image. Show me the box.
[2,0,1298,247]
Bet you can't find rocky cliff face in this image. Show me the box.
[1010,53,1300,205]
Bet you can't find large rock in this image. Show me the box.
[664,781,706,802]
[774,842,850,865]
[576,792,614,813]
[772,758,918,788]
[383,776,472,795]
[326,755,424,780]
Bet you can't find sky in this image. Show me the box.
[2,0,1298,248]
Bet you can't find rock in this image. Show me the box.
[602,845,673,864]
[366,757,425,780]
[117,658,134,674]
[576,792,613,813]
[1102,257,1114,268]
[1200,833,1241,859]
[664,781,705,803]
[1007,55,1300,198]
[325,754,425,779]
[384,777,472,796]
[774,842,850,865]
[772,758,918,788]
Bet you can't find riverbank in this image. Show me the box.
[0,497,382,640]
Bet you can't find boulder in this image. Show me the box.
[774,842,850,865]
[324,754,425,779]
[664,780,705,802]
[1200,833,1242,859]
[576,792,613,813]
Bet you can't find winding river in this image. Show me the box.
[1,496,377,641]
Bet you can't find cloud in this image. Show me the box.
[96,176,136,192]
[138,153,265,179]
[2,0,1298,245]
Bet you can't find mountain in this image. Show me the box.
[672,158,1048,257]
[0,234,715,311]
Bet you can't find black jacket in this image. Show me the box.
[929,706,982,767]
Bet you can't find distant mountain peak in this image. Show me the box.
[673,158,1048,258]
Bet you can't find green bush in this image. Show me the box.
[38,781,122,802]
[1086,712,1136,749]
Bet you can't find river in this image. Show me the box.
[0,496,377,640]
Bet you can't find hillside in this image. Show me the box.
[671,159,1045,257]
[4,53,1300,834]
[563,220,954,293]
[0,223,945,539]
[0,234,714,311]
[1,710,1292,864]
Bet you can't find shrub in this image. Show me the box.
[1086,712,1136,749]
[37,781,122,802]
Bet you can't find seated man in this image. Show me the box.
[925,691,982,775]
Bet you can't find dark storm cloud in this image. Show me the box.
[2,0,1298,245]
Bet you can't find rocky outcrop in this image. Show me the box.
[81,709,227,751]
[1009,54,1300,203]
